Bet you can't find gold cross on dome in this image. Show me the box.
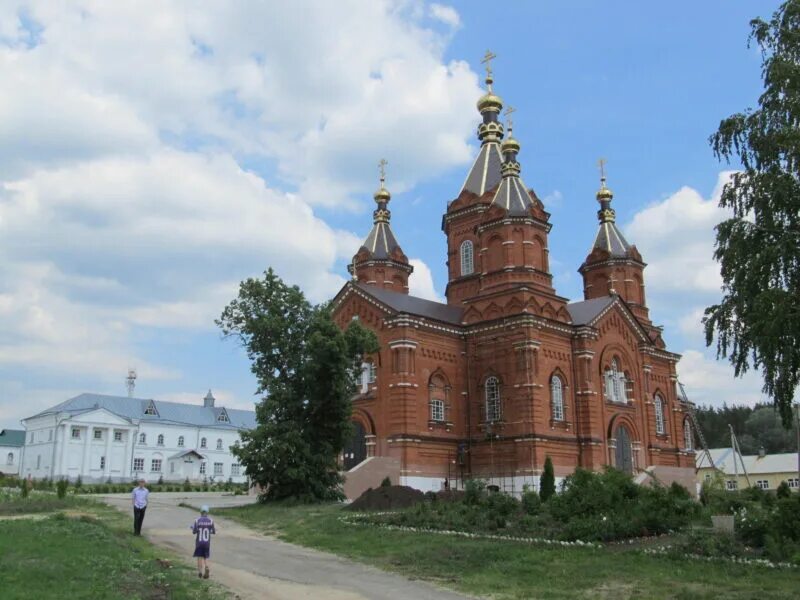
[378,158,388,184]
[504,105,516,130]
[481,50,496,76]
[598,157,607,181]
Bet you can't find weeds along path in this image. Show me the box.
[99,494,475,600]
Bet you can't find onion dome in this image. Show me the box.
[590,162,632,256]
[490,112,533,216]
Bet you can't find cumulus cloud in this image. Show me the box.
[677,350,767,408]
[429,4,462,29]
[0,1,482,427]
[408,258,442,301]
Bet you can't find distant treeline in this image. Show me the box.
[693,404,798,454]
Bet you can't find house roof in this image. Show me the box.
[565,296,616,326]
[591,220,633,257]
[461,142,503,197]
[353,282,464,325]
[0,429,25,447]
[359,221,403,260]
[697,448,799,475]
[27,393,256,430]
[168,449,206,461]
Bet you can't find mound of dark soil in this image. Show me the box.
[346,485,425,511]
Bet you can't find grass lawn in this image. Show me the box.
[221,503,798,600]
[0,496,227,600]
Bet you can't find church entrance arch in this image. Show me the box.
[614,424,633,474]
[343,421,367,470]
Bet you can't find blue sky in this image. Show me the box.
[0,1,783,429]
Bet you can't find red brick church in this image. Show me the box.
[332,62,696,495]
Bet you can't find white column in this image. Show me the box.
[122,429,131,480]
[81,426,92,481]
[103,427,112,480]
[59,424,69,476]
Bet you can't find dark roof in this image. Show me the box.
[0,429,25,447]
[591,221,632,257]
[462,142,503,196]
[27,393,256,430]
[354,282,463,325]
[360,221,402,260]
[566,296,616,325]
[491,173,533,216]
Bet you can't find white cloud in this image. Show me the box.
[677,349,767,408]
[409,258,442,301]
[0,1,482,427]
[429,4,462,29]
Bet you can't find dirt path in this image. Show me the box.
[100,494,473,600]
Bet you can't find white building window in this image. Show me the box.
[48,430,53,441]
[756,480,769,490]
[94,429,103,440]
[216,439,223,450]
[114,431,122,442]
[726,480,738,491]
[100,456,105,470]
[177,436,184,447]
[460,240,474,276]
[200,437,207,449]
[71,428,81,439]
[551,376,565,422]
[157,434,164,446]
[36,455,41,469]
[368,362,377,384]
[200,462,206,475]
[654,394,665,435]
[6,452,14,465]
[139,433,146,445]
[788,478,799,489]
[683,420,693,450]
[151,459,162,472]
[214,462,223,476]
[604,359,628,403]
[144,401,158,416]
[485,376,501,422]
[231,464,241,476]
[133,458,144,471]
[217,409,230,423]
[430,399,445,422]
[29,432,34,443]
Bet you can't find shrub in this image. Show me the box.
[157,475,164,485]
[380,476,391,488]
[56,479,68,499]
[464,479,486,505]
[183,478,192,492]
[776,481,791,499]
[540,457,556,502]
[75,475,83,489]
[521,486,541,515]
[20,480,29,498]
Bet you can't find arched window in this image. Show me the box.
[654,394,665,435]
[551,376,565,422]
[683,419,693,450]
[429,374,448,423]
[216,438,223,450]
[139,433,146,445]
[6,452,13,465]
[604,358,627,403]
[485,376,501,422]
[460,240,474,276]
[200,437,207,449]
[177,436,184,447]
[157,434,164,446]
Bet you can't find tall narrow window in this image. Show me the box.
[551,376,565,422]
[654,394,665,435]
[7,452,13,465]
[139,433,146,445]
[200,437,207,449]
[485,376,501,422]
[368,362,377,384]
[177,436,185,447]
[216,438,223,450]
[157,434,164,446]
[683,419,693,450]
[460,240,474,276]
[605,359,627,403]
[430,399,445,422]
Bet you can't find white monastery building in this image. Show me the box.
[20,391,255,484]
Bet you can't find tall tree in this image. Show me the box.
[217,268,378,501]
[704,0,800,426]
[540,456,556,502]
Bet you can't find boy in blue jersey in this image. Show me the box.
[190,505,216,578]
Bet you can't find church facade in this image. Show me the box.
[332,64,696,494]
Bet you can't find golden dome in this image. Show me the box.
[501,134,520,154]
[374,185,391,202]
[596,183,613,202]
[477,91,503,113]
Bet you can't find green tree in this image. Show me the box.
[217,268,378,502]
[540,456,556,502]
[704,0,800,427]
